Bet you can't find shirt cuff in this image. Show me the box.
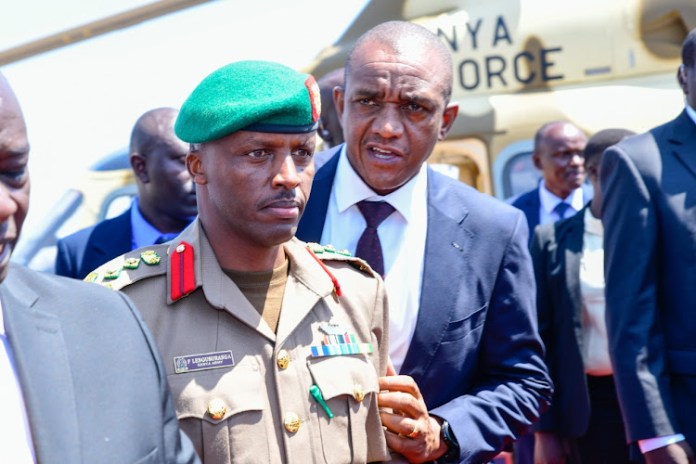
[638,434,686,454]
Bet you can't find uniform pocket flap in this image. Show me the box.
[308,355,379,401]
[169,363,264,423]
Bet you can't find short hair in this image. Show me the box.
[533,120,575,151]
[130,107,178,155]
[682,28,696,68]
[345,21,453,103]
[584,128,636,165]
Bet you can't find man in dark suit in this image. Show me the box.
[530,129,634,464]
[511,121,591,236]
[0,72,198,463]
[296,21,552,464]
[600,29,696,464]
[55,107,197,279]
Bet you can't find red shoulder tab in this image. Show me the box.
[306,247,342,297]
[170,241,196,301]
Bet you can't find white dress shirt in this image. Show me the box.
[579,208,612,375]
[0,302,36,463]
[320,147,428,373]
[538,181,585,225]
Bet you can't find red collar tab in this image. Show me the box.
[170,241,196,301]
[306,246,342,297]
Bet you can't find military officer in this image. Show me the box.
[89,60,390,463]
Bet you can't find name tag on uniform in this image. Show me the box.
[173,350,235,373]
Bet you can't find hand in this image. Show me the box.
[645,442,695,464]
[534,431,567,464]
[378,374,447,463]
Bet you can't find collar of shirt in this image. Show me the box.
[685,104,696,125]
[584,207,603,236]
[539,181,585,215]
[333,145,428,223]
[130,197,166,249]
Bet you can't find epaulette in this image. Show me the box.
[305,243,377,297]
[85,244,169,291]
[306,243,373,272]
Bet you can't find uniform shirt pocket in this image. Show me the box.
[168,362,269,464]
[308,355,381,463]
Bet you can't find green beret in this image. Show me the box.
[175,60,321,143]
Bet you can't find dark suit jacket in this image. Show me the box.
[55,209,132,279]
[600,110,696,446]
[1,264,199,463]
[510,183,593,238]
[529,206,592,438]
[297,148,553,464]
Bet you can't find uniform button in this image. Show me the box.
[353,383,365,402]
[277,349,290,370]
[283,412,301,433]
[207,398,227,420]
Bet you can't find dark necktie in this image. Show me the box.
[355,200,395,277]
[553,202,570,220]
[154,233,178,244]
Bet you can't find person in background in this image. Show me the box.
[530,128,635,464]
[0,71,198,464]
[314,67,345,170]
[600,28,696,464]
[511,121,591,237]
[296,20,552,464]
[90,60,390,463]
[55,106,196,279]
[317,67,345,150]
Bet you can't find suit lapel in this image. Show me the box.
[668,111,696,180]
[1,267,81,462]
[558,210,586,346]
[400,172,470,379]
[296,146,341,243]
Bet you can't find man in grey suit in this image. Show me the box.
[296,20,552,464]
[0,73,198,463]
[600,28,696,464]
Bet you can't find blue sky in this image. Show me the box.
[1,0,369,237]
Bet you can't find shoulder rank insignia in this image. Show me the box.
[306,242,373,276]
[141,250,161,265]
[170,241,196,302]
[103,267,121,280]
[123,257,141,269]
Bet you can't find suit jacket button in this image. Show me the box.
[283,412,301,433]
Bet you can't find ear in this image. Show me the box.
[186,150,207,185]
[439,103,459,140]
[678,64,688,95]
[532,151,542,170]
[334,85,345,123]
[130,153,149,183]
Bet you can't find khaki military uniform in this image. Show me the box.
[89,219,390,464]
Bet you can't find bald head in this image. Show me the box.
[0,72,31,282]
[129,107,196,233]
[130,107,180,155]
[346,20,453,103]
